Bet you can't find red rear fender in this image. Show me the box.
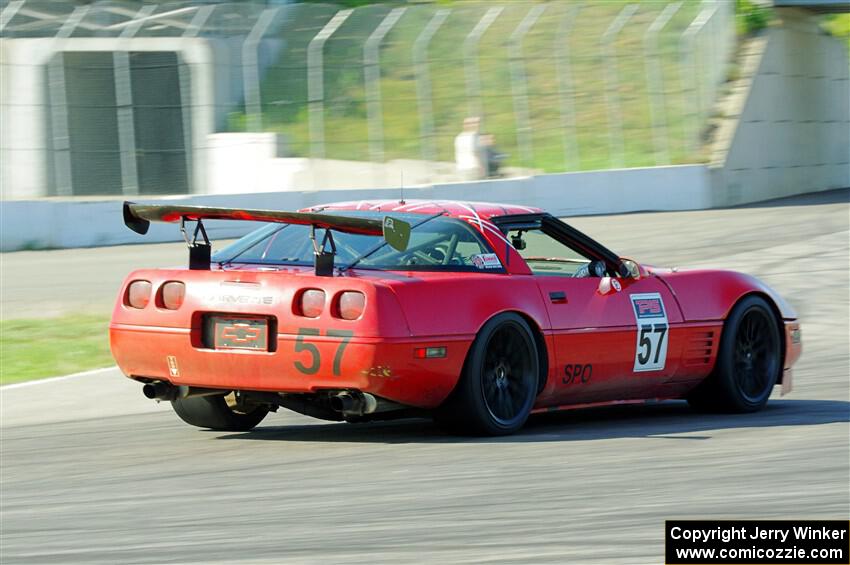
[385,273,549,337]
[653,269,798,322]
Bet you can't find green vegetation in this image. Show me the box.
[299,0,404,7]
[230,1,718,172]
[736,0,772,36]
[0,314,113,385]
[821,14,850,54]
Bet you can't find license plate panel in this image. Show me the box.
[208,316,269,351]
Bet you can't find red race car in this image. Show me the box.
[110,199,802,435]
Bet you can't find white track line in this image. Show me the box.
[0,366,116,391]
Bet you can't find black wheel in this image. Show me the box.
[688,295,781,413]
[435,313,539,435]
[171,393,269,431]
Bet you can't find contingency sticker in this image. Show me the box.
[472,253,503,270]
[630,293,669,372]
[166,355,180,378]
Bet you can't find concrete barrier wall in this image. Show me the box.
[711,10,850,206]
[204,133,537,193]
[0,164,711,251]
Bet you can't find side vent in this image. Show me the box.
[683,330,716,366]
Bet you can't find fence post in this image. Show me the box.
[509,4,546,169]
[114,5,156,197]
[413,9,450,164]
[0,0,24,32]
[601,3,638,169]
[48,4,90,197]
[711,0,726,110]
[555,4,581,171]
[679,3,717,154]
[707,1,723,112]
[463,6,502,119]
[644,2,682,166]
[701,3,719,127]
[181,5,215,194]
[307,9,353,159]
[364,7,406,164]
[243,7,280,132]
[184,3,214,38]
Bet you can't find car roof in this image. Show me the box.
[304,200,543,221]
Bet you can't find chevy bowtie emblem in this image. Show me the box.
[221,324,262,343]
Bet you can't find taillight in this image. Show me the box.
[298,289,325,318]
[161,281,185,310]
[127,280,152,309]
[338,291,365,320]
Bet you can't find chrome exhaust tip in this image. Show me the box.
[330,391,378,416]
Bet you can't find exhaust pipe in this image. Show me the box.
[329,391,378,416]
[142,382,173,400]
[142,382,227,402]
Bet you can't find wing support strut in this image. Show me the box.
[180,216,211,270]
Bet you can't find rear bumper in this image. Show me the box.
[781,320,802,395]
[110,323,471,409]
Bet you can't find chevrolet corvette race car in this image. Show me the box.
[110,199,801,435]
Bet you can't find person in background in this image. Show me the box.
[480,133,505,178]
[454,116,485,181]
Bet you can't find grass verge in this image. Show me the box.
[0,314,113,385]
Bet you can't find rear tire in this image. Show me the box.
[435,313,539,436]
[171,393,269,431]
[687,295,781,413]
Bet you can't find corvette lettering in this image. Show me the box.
[205,294,274,305]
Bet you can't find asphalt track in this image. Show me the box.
[1,190,848,564]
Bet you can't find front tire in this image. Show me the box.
[688,295,782,413]
[435,313,539,435]
[171,393,269,431]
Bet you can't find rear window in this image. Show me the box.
[213,214,499,272]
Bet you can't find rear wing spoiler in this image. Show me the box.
[122,202,410,275]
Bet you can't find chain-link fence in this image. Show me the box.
[0,0,736,197]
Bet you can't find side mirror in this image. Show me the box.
[618,259,640,279]
[383,216,411,252]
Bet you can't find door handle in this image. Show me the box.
[549,291,567,304]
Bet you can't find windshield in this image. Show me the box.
[213,212,499,272]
